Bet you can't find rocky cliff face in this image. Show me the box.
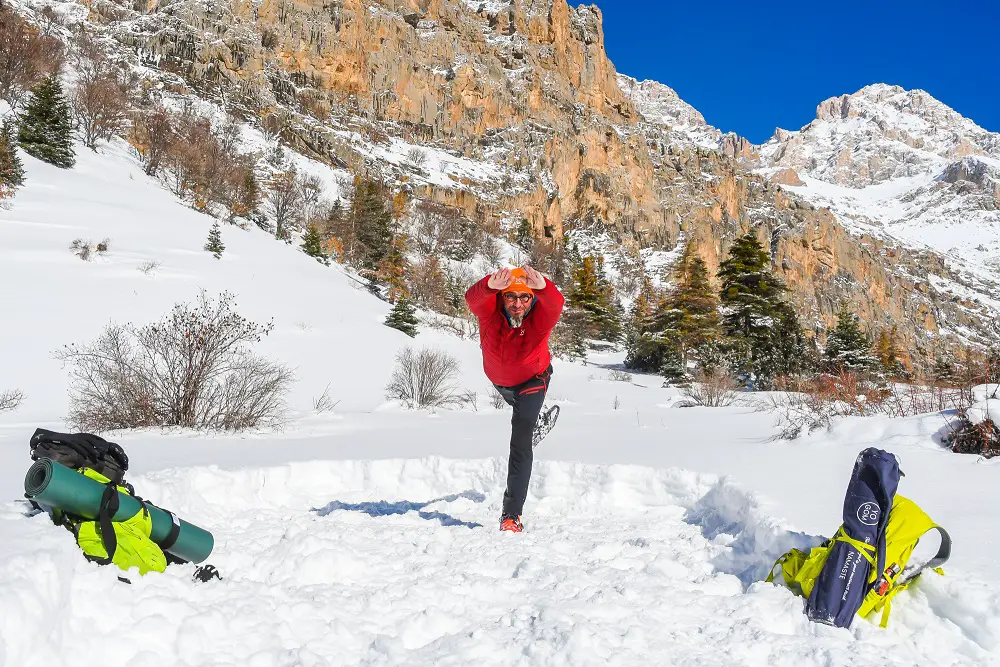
[78,0,1000,363]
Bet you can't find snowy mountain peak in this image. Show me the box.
[617,74,722,149]
[761,84,1000,188]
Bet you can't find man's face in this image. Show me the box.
[503,291,533,325]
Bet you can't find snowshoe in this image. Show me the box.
[532,405,559,448]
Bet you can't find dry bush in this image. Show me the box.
[944,418,1000,458]
[137,259,161,275]
[410,201,477,258]
[0,6,63,110]
[54,291,293,431]
[608,369,633,383]
[96,238,110,253]
[0,388,24,413]
[676,371,738,408]
[409,255,450,312]
[406,147,428,170]
[70,238,93,261]
[490,387,506,410]
[264,166,304,239]
[479,236,504,272]
[129,107,174,176]
[71,32,134,150]
[144,109,260,219]
[385,347,461,409]
[312,384,340,414]
[424,313,479,340]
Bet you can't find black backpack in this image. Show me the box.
[29,428,129,486]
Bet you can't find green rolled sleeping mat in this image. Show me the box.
[25,458,214,564]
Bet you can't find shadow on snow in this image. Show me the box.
[312,490,486,529]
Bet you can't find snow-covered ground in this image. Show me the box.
[2,142,1000,665]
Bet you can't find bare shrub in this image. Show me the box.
[71,33,133,150]
[490,387,506,410]
[96,238,110,254]
[264,166,304,239]
[424,313,479,340]
[406,147,428,170]
[479,236,504,272]
[137,260,161,275]
[129,107,174,176]
[385,347,461,409]
[608,369,633,383]
[312,384,340,414]
[613,395,621,410]
[54,291,293,431]
[70,238,93,261]
[944,418,1000,458]
[459,389,478,412]
[0,388,24,413]
[677,371,738,408]
[0,6,63,110]
[409,255,450,312]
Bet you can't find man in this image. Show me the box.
[465,266,565,532]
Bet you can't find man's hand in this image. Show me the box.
[521,266,546,290]
[487,267,514,291]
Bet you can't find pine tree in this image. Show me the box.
[0,121,25,198]
[718,232,808,389]
[17,75,75,168]
[384,295,418,337]
[204,221,224,259]
[823,304,878,374]
[568,256,621,344]
[515,218,534,252]
[552,308,590,362]
[874,325,906,379]
[350,179,393,272]
[671,245,721,367]
[301,225,329,265]
[377,234,409,303]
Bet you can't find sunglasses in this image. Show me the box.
[503,293,533,304]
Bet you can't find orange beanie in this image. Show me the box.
[502,268,534,295]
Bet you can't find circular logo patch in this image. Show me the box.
[857,502,880,526]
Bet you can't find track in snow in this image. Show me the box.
[2,458,999,667]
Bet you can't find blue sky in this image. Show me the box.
[578,0,999,144]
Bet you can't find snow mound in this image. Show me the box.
[2,457,998,666]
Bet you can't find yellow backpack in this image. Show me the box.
[766,495,951,627]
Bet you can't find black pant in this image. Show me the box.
[494,365,552,518]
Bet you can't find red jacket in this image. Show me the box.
[465,275,565,387]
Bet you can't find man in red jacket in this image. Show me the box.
[465,265,565,532]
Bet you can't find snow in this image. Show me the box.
[2,139,1000,665]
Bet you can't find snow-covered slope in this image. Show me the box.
[2,135,1000,664]
[757,84,1000,312]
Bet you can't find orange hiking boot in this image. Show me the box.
[499,514,523,533]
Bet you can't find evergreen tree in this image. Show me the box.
[717,232,808,389]
[874,325,906,379]
[18,75,75,168]
[568,256,621,343]
[349,179,393,272]
[823,304,878,374]
[671,245,721,367]
[0,121,25,198]
[624,295,684,377]
[552,308,590,363]
[377,234,409,303]
[301,225,329,265]
[384,295,418,337]
[204,221,225,259]
[514,218,534,252]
